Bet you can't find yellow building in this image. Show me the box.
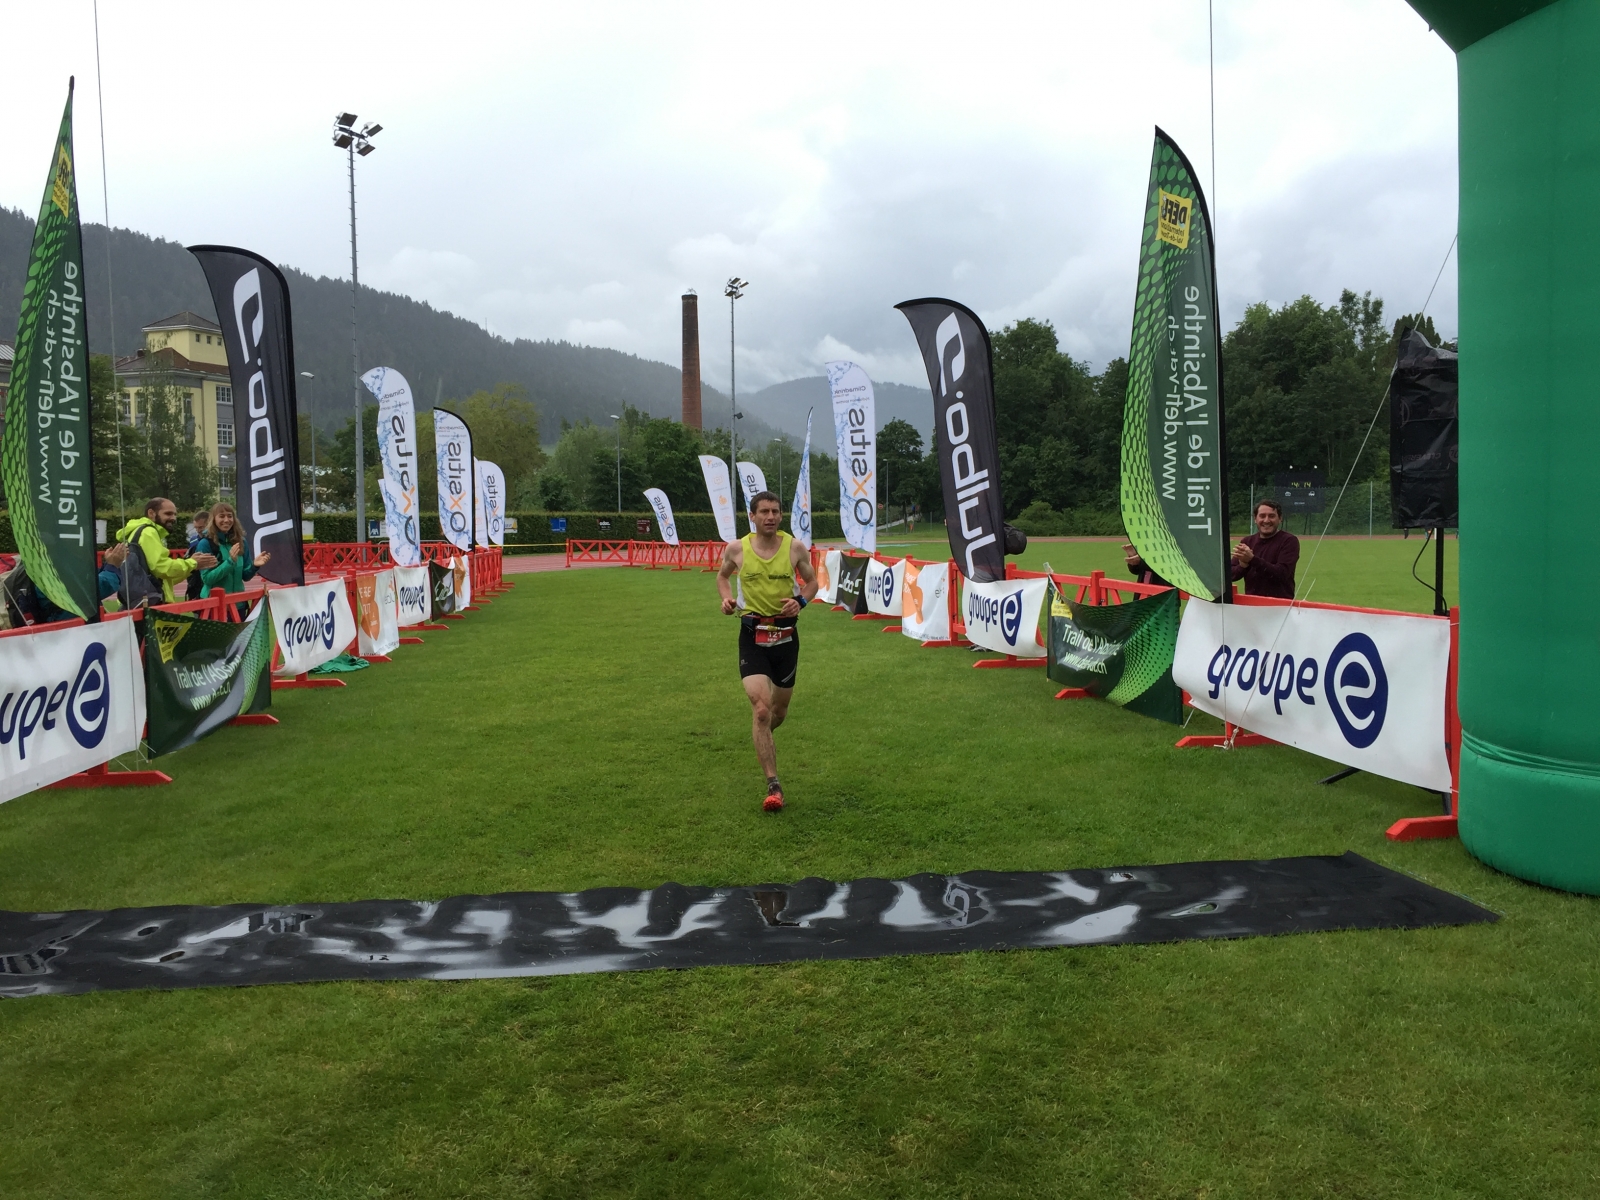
[114,312,238,499]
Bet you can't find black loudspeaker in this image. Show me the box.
[1389,328,1458,528]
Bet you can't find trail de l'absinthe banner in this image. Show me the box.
[0,82,99,620]
[189,245,305,585]
[1120,129,1229,602]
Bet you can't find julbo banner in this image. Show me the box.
[0,82,99,620]
[960,576,1048,659]
[901,560,950,643]
[827,360,876,554]
[865,557,904,617]
[362,367,421,567]
[1173,598,1451,790]
[1119,128,1229,601]
[896,299,1005,582]
[434,408,474,552]
[833,553,869,615]
[269,582,356,677]
[0,618,144,803]
[190,246,304,585]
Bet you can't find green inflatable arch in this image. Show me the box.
[1407,1,1600,893]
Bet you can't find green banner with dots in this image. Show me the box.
[1119,128,1229,602]
[1,82,99,620]
[1047,585,1183,724]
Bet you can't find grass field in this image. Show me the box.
[6,535,1597,1199]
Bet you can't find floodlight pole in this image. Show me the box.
[724,277,747,518]
[301,371,316,512]
[611,413,622,514]
[334,114,380,540]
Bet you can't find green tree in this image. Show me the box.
[457,383,545,500]
[136,363,215,510]
[989,318,1114,517]
[1222,290,1391,505]
[545,419,611,509]
[878,418,925,520]
[89,353,142,523]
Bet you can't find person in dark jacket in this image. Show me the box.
[1231,499,1299,598]
[193,502,270,597]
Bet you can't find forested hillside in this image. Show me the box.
[0,207,741,434]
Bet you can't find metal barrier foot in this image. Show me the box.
[46,763,173,788]
[1386,815,1459,841]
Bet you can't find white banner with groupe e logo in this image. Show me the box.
[0,618,146,804]
[901,560,950,643]
[394,564,431,627]
[960,576,1048,658]
[269,582,357,677]
[1173,598,1451,790]
[865,557,904,617]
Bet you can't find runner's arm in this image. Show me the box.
[793,543,818,603]
[776,543,819,616]
[716,541,741,615]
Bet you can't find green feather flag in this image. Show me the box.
[1119,128,1230,603]
[1,80,99,620]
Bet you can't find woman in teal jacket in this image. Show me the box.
[193,502,271,597]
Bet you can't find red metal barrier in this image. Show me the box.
[563,540,726,569]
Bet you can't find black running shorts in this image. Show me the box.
[738,616,799,688]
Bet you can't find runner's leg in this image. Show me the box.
[743,673,778,779]
[769,685,794,731]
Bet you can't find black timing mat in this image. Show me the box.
[0,853,1495,998]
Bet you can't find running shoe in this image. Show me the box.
[763,781,785,813]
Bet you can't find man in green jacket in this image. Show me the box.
[116,497,217,604]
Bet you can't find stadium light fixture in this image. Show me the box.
[724,278,748,498]
[332,112,381,539]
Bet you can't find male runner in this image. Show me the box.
[717,490,818,812]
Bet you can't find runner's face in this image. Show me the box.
[754,502,781,534]
[1255,505,1281,535]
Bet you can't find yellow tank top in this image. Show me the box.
[739,532,796,616]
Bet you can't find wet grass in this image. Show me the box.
[1,538,1591,1200]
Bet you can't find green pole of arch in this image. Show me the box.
[1408,0,1600,892]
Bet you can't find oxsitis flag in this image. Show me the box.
[1,81,98,620]
[1120,128,1229,602]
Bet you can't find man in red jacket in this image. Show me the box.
[1231,499,1299,598]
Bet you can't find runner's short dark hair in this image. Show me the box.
[1254,498,1283,517]
[750,490,781,512]
[144,496,172,516]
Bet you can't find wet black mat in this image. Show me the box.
[0,852,1495,998]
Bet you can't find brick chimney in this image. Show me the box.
[681,291,702,428]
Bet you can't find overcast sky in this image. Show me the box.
[2,1,1457,389]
